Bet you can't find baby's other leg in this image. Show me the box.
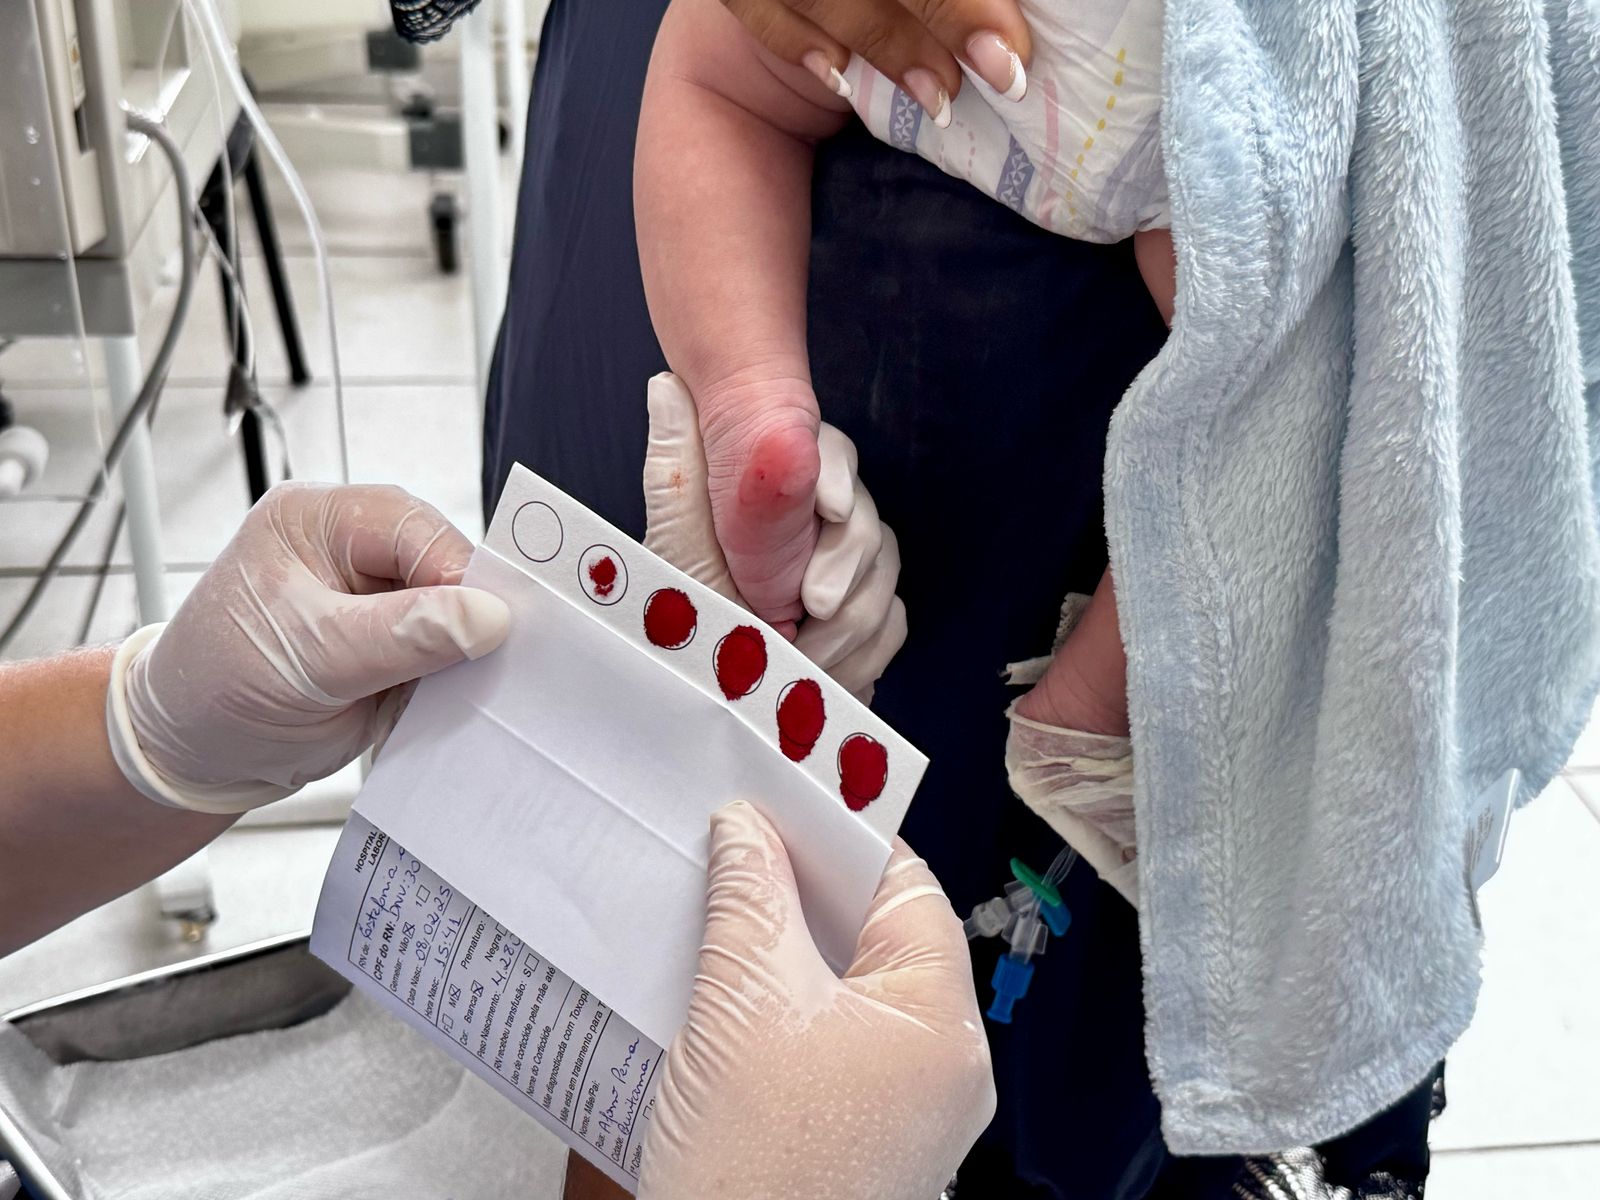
[1014,568,1129,737]
[1134,228,1176,327]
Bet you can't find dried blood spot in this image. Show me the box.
[644,588,698,649]
[578,544,627,605]
[589,556,618,597]
[714,625,767,700]
[775,680,826,761]
[838,734,888,811]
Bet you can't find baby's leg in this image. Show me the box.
[636,0,852,629]
[1014,231,1173,733]
[1134,228,1176,326]
[1014,569,1129,737]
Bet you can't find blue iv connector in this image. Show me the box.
[986,952,1035,1024]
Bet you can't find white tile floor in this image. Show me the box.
[2,145,1599,1197]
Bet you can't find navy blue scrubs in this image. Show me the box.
[480,2,1438,1194]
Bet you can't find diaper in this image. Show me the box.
[842,0,1168,243]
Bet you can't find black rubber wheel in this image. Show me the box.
[430,192,460,275]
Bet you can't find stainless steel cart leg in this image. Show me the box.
[106,337,217,935]
[102,336,167,626]
[461,5,504,403]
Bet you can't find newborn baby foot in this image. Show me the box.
[698,383,822,631]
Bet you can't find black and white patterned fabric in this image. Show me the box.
[389,0,483,43]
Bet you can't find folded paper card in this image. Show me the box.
[311,465,927,1190]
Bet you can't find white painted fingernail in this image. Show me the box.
[966,31,1027,102]
[802,50,853,100]
[904,68,952,129]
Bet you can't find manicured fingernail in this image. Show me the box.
[802,50,853,99]
[966,31,1026,101]
[904,68,951,128]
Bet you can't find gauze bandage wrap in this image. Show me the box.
[638,801,994,1200]
[1004,592,1139,903]
[105,483,510,815]
[844,0,1168,242]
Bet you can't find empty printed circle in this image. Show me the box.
[512,502,563,563]
[579,544,628,605]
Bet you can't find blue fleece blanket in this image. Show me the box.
[1106,0,1600,1153]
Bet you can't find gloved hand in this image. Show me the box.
[1003,589,1138,903]
[643,372,907,699]
[638,800,995,1200]
[106,483,511,814]
[1005,709,1138,903]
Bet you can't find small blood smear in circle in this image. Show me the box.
[838,734,888,811]
[714,625,767,700]
[775,680,826,761]
[644,588,698,649]
[588,555,618,598]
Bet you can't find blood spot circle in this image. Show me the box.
[644,588,698,649]
[578,544,627,605]
[775,680,826,762]
[714,625,767,700]
[511,501,563,563]
[838,734,888,811]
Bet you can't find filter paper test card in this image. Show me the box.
[311,465,928,1190]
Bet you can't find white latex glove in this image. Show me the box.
[1003,592,1138,903]
[106,483,511,814]
[638,800,995,1200]
[643,372,908,698]
[1004,710,1138,903]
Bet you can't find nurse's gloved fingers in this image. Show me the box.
[307,584,511,702]
[643,373,744,605]
[801,480,883,620]
[896,0,1034,96]
[371,679,418,759]
[793,525,901,668]
[848,837,968,980]
[286,482,473,591]
[699,800,830,992]
[826,595,908,695]
[813,423,859,523]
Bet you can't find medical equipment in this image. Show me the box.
[966,845,1077,1024]
[0,935,565,1200]
[0,0,354,936]
[186,0,350,483]
[0,421,49,501]
[0,109,197,658]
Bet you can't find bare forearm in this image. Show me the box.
[0,647,234,955]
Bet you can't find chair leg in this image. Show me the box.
[240,404,270,501]
[243,148,312,387]
[205,186,274,505]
